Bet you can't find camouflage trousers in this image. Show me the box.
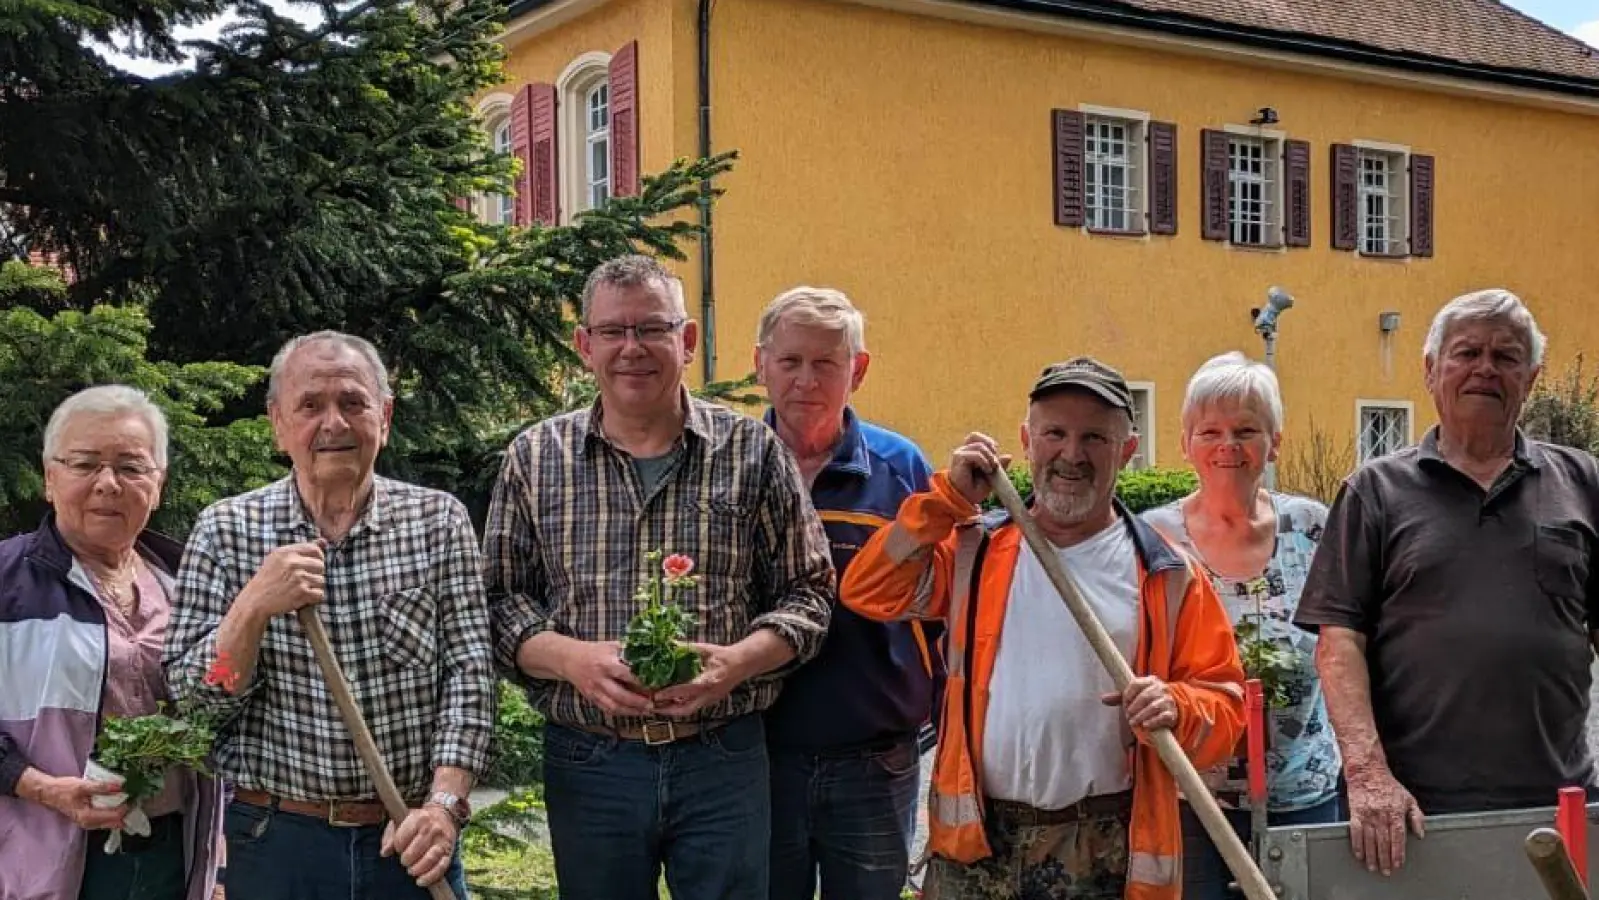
[923,792,1133,900]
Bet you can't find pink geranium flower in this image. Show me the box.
[662,554,695,580]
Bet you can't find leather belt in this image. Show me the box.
[233,788,389,827]
[571,718,730,746]
[988,791,1134,826]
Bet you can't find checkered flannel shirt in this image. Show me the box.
[483,395,836,729]
[164,476,496,802]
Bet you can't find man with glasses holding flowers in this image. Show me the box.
[484,254,835,900]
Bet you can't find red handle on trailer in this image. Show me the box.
[1245,679,1267,806]
[1557,785,1588,886]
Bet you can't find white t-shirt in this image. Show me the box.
[981,518,1140,810]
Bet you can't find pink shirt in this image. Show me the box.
[97,563,187,819]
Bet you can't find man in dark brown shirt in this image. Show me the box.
[1296,288,1599,877]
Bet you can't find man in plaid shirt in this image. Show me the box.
[484,255,836,900]
[165,331,494,900]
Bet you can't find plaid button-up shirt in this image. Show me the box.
[164,476,496,803]
[483,395,835,729]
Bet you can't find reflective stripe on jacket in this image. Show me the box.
[840,472,1245,900]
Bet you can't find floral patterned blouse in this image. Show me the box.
[1143,492,1342,813]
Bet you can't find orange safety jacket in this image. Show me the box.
[840,473,1245,900]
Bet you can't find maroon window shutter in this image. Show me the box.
[1052,110,1085,227]
[609,41,640,198]
[1284,139,1311,247]
[510,86,534,226]
[1409,154,1435,258]
[1148,121,1177,235]
[452,196,471,212]
[530,83,558,224]
[1200,129,1229,241]
[1330,143,1358,251]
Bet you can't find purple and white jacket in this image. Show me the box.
[0,517,222,900]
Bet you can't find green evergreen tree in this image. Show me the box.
[3,0,737,523]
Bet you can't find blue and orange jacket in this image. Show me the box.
[762,407,945,751]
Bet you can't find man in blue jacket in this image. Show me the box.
[754,286,943,900]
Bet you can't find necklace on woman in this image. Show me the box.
[87,556,142,616]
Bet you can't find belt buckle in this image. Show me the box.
[326,800,366,828]
[640,720,677,746]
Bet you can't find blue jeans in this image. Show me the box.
[221,801,468,900]
[1179,794,1343,900]
[543,713,770,900]
[768,733,921,900]
[80,813,187,900]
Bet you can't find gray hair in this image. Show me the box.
[1423,288,1546,366]
[579,254,686,323]
[43,385,170,469]
[1181,351,1284,435]
[267,331,393,405]
[756,286,867,357]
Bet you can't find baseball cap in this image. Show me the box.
[1029,356,1135,417]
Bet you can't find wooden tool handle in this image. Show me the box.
[1527,828,1591,900]
[297,607,459,900]
[985,471,1278,900]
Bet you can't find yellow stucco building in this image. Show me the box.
[478,0,1599,473]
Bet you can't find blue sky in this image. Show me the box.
[102,0,1599,77]
[1505,0,1598,31]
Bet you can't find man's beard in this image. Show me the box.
[1033,465,1101,524]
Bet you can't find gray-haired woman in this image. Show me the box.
[1141,352,1342,900]
[0,385,222,900]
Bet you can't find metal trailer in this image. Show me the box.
[1238,679,1594,900]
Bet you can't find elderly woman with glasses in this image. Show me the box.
[0,386,222,900]
[1141,352,1343,900]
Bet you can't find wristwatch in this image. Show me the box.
[426,791,472,827]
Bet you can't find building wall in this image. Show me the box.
[500,0,1599,472]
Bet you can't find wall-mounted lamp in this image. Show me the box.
[1378,311,1401,333]
[1249,107,1279,126]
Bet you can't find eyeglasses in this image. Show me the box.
[585,320,686,344]
[51,457,161,482]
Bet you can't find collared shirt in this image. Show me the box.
[483,394,836,729]
[164,476,496,803]
[100,565,186,818]
[1295,427,1599,813]
[760,407,942,750]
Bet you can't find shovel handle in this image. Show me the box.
[297,607,459,900]
[985,470,1278,900]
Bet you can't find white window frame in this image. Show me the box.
[557,51,612,223]
[1223,124,1286,249]
[585,81,611,210]
[490,118,515,225]
[1354,140,1411,257]
[1127,382,1157,470]
[472,93,514,226]
[1078,104,1149,234]
[1355,400,1414,463]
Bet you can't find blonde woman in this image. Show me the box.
[1141,352,1342,900]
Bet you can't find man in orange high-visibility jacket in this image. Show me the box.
[842,357,1245,900]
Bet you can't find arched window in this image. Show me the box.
[558,51,612,221]
[490,117,515,225]
[473,93,514,225]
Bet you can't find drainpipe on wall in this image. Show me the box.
[697,0,717,384]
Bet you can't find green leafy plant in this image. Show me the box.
[621,551,704,691]
[1235,620,1297,709]
[979,465,1196,514]
[88,651,235,851]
